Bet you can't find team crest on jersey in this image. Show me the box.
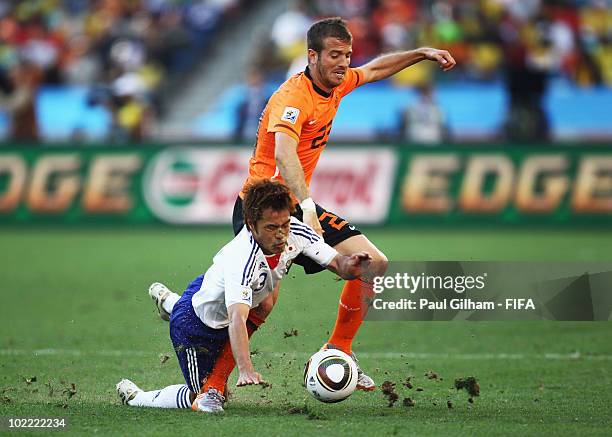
[259,261,266,269]
[281,106,300,124]
[242,290,250,300]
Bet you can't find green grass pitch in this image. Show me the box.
[1,228,611,436]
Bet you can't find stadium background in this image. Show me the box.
[1,1,611,435]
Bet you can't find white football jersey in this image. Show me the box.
[191,216,337,329]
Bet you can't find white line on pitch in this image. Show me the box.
[1,349,611,361]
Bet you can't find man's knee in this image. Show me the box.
[371,251,388,277]
[334,235,388,277]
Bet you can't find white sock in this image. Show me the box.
[162,292,180,315]
[129,384,192,409]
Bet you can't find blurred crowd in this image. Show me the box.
[1,1,611,143]
[254,0,612,142]
[0,0,246,142]
[265,0,612,87]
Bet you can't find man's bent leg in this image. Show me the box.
[169,277,229,395]
[327,234,388,353]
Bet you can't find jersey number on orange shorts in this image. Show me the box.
[319,211,348,230]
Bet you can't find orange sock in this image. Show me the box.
[201,312,264,393]
[327,279,375,354]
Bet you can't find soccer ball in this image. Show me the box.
[303,349,358,403]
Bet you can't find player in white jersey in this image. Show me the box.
[116,180,371,413]
[189,215,337,330]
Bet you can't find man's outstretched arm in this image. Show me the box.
[358,48,456,84]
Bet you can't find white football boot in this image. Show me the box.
[116,379,142,405]
[148,282,172,321]
[323,343,376,391]
[191,388,225,413]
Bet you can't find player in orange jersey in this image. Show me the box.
[237,16,455,389]
[150,17,456,395]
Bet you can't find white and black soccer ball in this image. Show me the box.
[303,349,358,403]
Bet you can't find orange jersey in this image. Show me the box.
[242,67,364,196]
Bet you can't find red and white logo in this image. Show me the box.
[144,147,396,225]
[309,148,396,224]
[144,147,251,224]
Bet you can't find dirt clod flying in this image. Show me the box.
[381,380,399,407]
[454,376,480,397]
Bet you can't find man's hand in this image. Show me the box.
[420,48,456,71]
[345,251,372,277]
[302,208,323,236]
[236,369,264,386]
[326,251,372,280]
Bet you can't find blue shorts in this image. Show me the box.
[169,275,229,394]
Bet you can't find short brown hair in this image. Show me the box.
[307,17,352,53]
[243,180,295,229]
